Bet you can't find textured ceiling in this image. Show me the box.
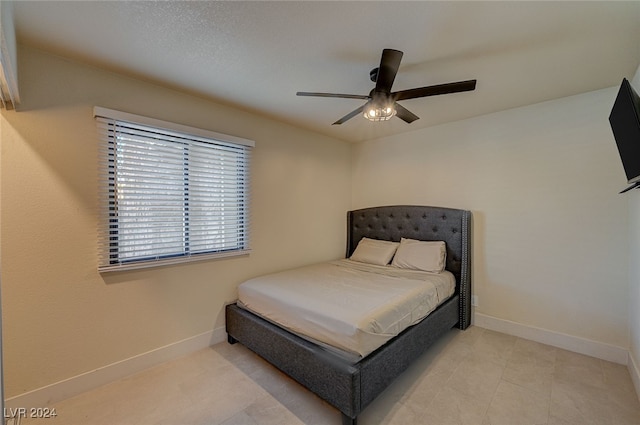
[11,1,640,143]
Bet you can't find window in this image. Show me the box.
[94,107,253,272]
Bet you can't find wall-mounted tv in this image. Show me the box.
[609,78,640,193]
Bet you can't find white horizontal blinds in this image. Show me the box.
[95,109,252,271]
[188,140,250,254]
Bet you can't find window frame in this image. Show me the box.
[94,106,254,272]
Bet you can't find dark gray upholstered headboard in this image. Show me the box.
[346,205,472,329]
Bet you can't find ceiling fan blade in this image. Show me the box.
[393,79,477,101]
[394,103,419,123]
[333,104,365,125]
[297,92,369,100]
[375,49,403,94]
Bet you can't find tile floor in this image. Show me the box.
[19,326,640,425]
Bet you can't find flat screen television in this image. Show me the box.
[609,78,640,193]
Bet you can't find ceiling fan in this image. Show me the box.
[297,49,477,125]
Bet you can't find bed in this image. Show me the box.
[225,205,472,424]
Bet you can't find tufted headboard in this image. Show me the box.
[346,205,472,329]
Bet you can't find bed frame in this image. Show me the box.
[225,205,471,424]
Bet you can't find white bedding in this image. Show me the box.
[237,259,455,359]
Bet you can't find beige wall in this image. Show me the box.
[0,46,351,398]
[352,88,629,349]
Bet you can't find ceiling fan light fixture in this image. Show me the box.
[363,101,396,122]
[297,49,476,125]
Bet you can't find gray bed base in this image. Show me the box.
[226,205,472,425]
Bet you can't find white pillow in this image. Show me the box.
[392,238,446,273]
[350,238,399,266]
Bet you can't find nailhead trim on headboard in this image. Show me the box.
[460,211,470,329]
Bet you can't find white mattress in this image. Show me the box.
[237,259,455,359]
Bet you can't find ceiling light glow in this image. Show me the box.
[363,101,396,122]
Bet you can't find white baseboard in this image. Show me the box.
[629,352,640,400]
[5,326,227,409]
[474,312,628,365]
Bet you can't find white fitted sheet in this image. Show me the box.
[237,259,455,359]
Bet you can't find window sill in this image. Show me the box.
[98,249,251,273]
